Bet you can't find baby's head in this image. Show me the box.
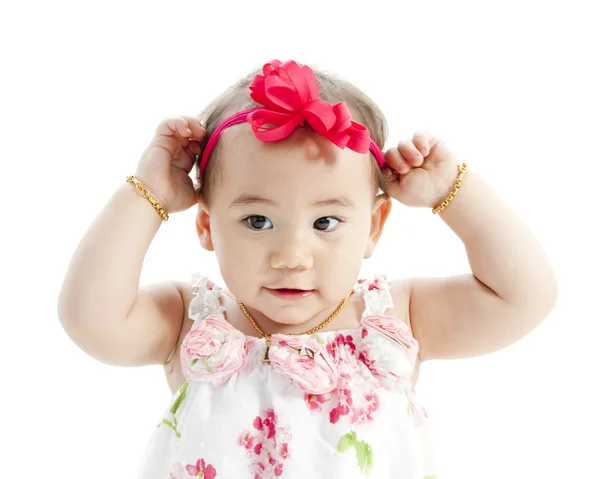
[194,60,392,326]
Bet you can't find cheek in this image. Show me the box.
[335,219,372,251]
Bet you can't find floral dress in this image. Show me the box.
[136,273,437,479]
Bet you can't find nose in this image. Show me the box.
[270,232,314,271]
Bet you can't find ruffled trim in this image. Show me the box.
[185,274,419,391]
[359,315,419,390]
[354,274,394,317]
[188,274,225,328]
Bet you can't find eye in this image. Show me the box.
[245,215,273,230]
[314,216,341,231]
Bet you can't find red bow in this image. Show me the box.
[246,60,371,154]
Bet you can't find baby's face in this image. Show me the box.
[197,123,390,326]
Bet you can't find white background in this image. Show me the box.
[1,0,599,477]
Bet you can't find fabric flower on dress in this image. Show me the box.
[180,315,251,386]
[359,315,419,389]
[304,333,381,426]
[269,335,338,395]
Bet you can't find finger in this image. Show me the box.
[181,116,208,140]
[156,117,191,138]
[396,139,424,167]
[384,147,412,175]
[412,130,430,156]
[186,140,203,156]
[154,117,204,153]
[382,166,399,182]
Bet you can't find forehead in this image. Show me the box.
[217,123,373,201]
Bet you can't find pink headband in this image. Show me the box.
[199,60,385,177]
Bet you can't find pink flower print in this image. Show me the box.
[253,416,263,431]
[238,409,291,478]
[269,335,338,394]
[169,459,217,479]
[305,391,332,413]
[349,391,380,424]
[238,430,255,450]
[180,315,251,386]
[326,333,357,361]
[358,347,375,370]
[280,442,290,459]
[330,403,350,424]
[169,463,185,479]
[186,458,217,479]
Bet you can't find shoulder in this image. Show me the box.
[386,277,417,334]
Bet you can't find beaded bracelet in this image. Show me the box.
[125,175,169,221]
[432,163,468,214]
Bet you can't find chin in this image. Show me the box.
[259,299,322,326]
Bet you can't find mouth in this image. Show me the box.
[265,287,315,301]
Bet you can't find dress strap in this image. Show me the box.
[353,274,395,317]
[188,273,225,328]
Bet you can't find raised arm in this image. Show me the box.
[57,116,206,366]
[400,171,557,361]
[383,132,557,361]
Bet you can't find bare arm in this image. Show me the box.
[57,182,184,366]
[397,171,558,361]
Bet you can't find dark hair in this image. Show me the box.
[195,63,389,205]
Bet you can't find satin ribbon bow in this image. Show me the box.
[246,60,371,154]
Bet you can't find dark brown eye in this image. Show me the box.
[246,216,272,230]
[314,217,340,231]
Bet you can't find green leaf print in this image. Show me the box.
[337,430,357,452]
[160,419,181,438]
[337,430,373,476]
[355,440,374,476]
[170,380,189,415]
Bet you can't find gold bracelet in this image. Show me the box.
[432,163,468,214]
[125,175,169,221]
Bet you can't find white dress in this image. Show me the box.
[137,273,437,478]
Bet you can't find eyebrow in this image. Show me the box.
[229,194,355,209]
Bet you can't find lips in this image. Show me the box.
[275,288,311,292]
[265,287,315,301]
[267,286,313,292]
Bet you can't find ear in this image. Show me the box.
[195,193,214,252]
[364,194,392,259]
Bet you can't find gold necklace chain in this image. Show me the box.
[237,290,354,363]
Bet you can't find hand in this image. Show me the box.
[134,117,207,214]
[382,131,461,208]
